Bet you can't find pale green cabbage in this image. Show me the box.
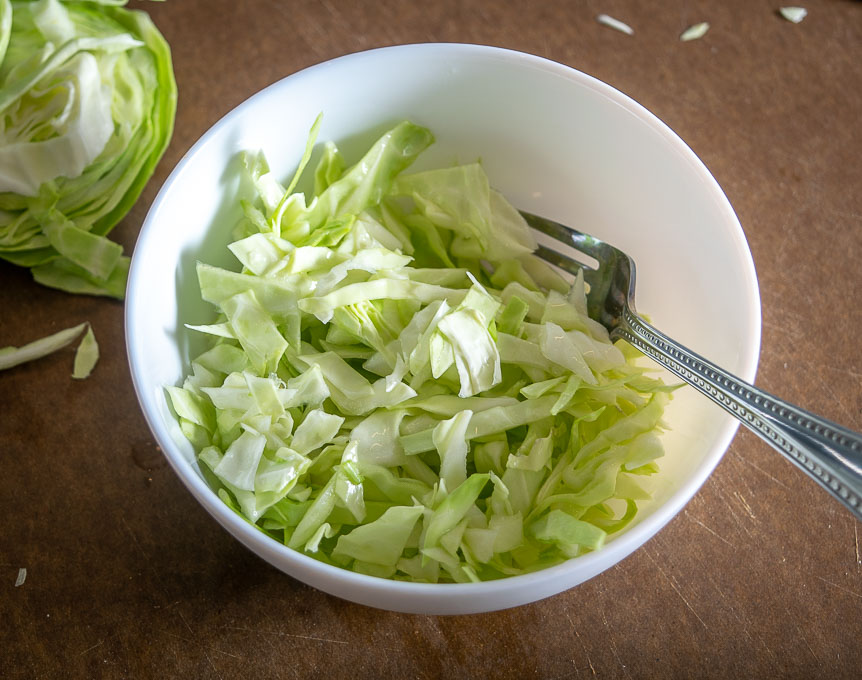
[0,320,98,375]
[168,119,675,582]
[0,0,176,298]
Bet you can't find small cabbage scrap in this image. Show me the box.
[596,14,634,36]
[168,119,675,583]
[779,7,807,24]
[0,0,177,298]
[0,320,98,376]
[71,323,98,378]
[680,22,710,42]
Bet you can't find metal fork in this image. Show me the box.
[521,211,862,521]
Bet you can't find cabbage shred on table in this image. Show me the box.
[0,0,176,298]
[167,119,675,582]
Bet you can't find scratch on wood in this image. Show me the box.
[224,626,350,645]
[176,606,195,636]
[579,634,597,676]
[710,578,729,602]
[718,600,780,669]
[736,454,791,490]
[120,515,147,558]
[203,651,222,680]
[257,628,286,680]
[726,604,758,642]
[546,666,582,680]
[567,613,596,676]
[855,523,861,567]
[210,647,241,660]
[643,548,708,630]
[77,640,103,657]
[814,575,862,599]
[715,486,751,537]
[284,633,350,645]
[733,463,760,500]
[599,607,632,678]
[685,511,736,548]
[733,491,757,521]
[754,629,782,670]
[791,614,821,665]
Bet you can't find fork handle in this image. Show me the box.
[617,307,862,521]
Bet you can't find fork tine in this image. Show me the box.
[519,209,637,329]
[533,244,593,278]
[520,211,609,261]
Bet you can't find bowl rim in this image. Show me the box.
[126,42,762,611]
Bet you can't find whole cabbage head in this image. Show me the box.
[0,0,176,298]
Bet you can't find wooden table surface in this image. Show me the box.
[2,1,861,677]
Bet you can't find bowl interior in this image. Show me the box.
[126,44,761,614]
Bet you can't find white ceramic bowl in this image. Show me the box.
[126,43,761,615]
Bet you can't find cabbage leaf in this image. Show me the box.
[0,0,177,298]
[0,320,98,377]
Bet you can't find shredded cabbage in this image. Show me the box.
[0,0,176,298]
[778,7,807,24]
[596,14,634,36]
[168,119,675,582]
[679,22,710,42]
[0,320,98,376]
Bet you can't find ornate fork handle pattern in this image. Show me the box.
[617,306,862,520]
